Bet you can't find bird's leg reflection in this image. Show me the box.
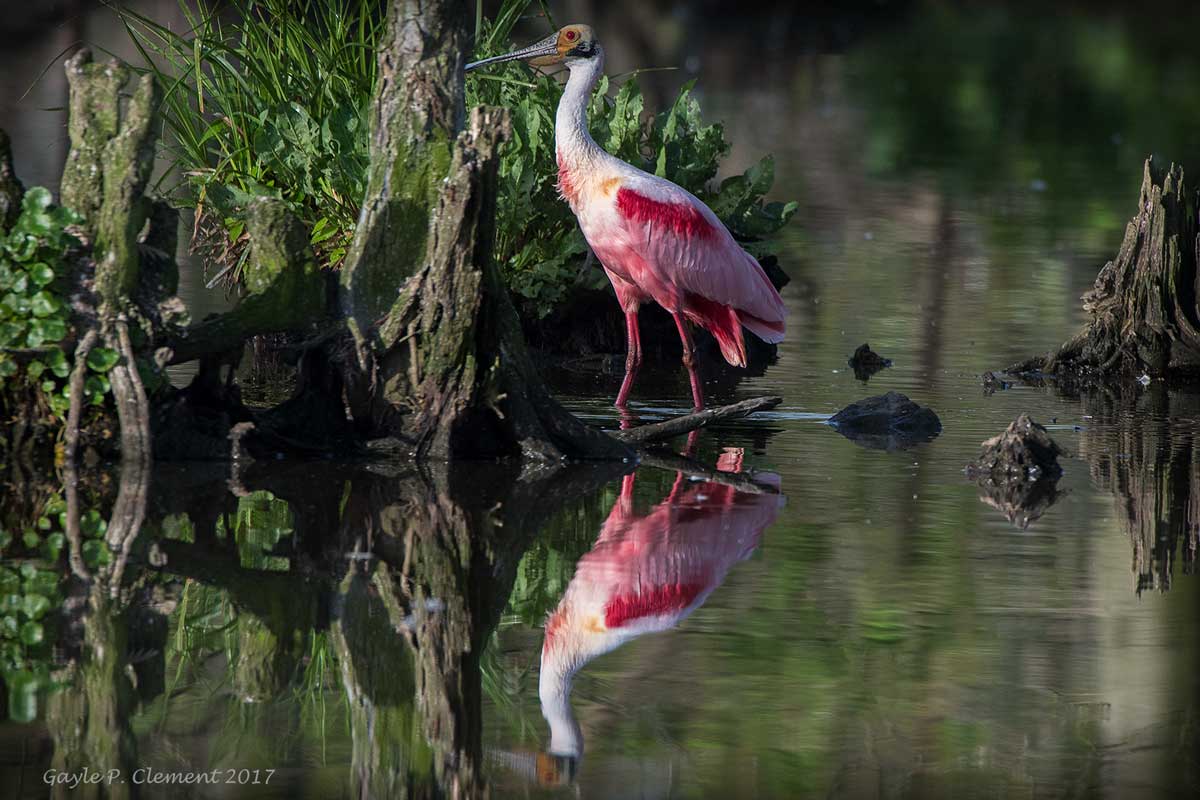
[538,451,784,774]
[616,404,640,431]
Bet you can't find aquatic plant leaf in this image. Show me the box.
[29,291,60,318]
[18,620,43,646]
[22,187,52,213]
[40,533,64,563]
[86,347,120,373]
[28,262,54,287]
[80,510,108,538]
[22,594,50,621]
[82,540,111,569]
[46,348,69,378]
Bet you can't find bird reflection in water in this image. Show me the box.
[536,448,784,782]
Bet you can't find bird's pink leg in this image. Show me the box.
[615,309,642,409]
[671,312,705,411]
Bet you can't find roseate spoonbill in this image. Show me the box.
[538,451,784,761]
[468,26,787,410]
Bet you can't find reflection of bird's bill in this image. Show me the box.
[537,752,579,786]
[465,32,559,71]
[486,748,579,787]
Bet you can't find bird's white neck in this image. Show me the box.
[555,46,607,171]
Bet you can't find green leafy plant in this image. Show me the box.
[119,0,795,317]
[0,187,115,417]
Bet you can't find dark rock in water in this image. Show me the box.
[965,414,1068,529]
[848,343,892,381]
[828,391,942,450]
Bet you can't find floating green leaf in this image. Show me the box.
[46,348,68,378]
[22,187,52,213]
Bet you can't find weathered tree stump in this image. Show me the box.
[342,106,631,460]
[1010,158,1200,381]
[966,414,1066,482]
[59,49,161,469]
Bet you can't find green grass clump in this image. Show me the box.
[120,0,796,317]
[119,0,378,282]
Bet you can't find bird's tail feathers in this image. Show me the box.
[685,295,747,368]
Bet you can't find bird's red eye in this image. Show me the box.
[565,30,578,41]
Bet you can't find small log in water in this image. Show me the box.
[613,396,782,445]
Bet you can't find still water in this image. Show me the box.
[2,2,1199,798]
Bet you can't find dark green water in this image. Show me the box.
[2,3,1199,798]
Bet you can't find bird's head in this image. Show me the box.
[466,24,600,72]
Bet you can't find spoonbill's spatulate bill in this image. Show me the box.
[468,25,787,410]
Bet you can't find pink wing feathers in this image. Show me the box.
[600,173,786,367]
